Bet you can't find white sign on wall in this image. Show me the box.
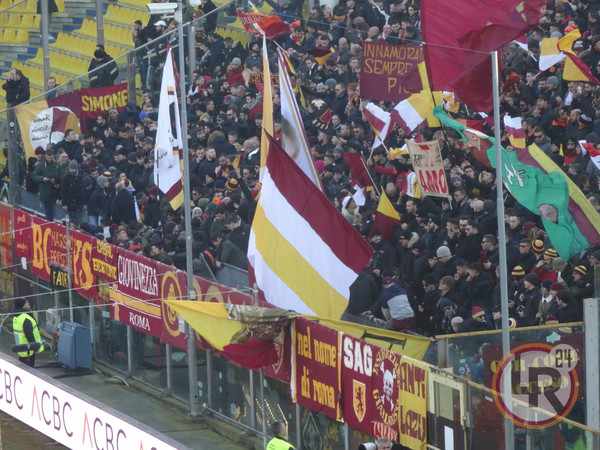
[0,356,179,450]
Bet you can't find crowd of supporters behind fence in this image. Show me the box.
[6,0,600,339]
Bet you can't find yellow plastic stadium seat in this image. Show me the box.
[23,0,36,14]
[29,49,43,65]
[0,14,8,26]
[6,12,19,27]
[0,29,15,43]
[31,13,39,29]
[55,0,64,13]
[14,29,29,44]
[0,0,13,12]
[17,13,34,29]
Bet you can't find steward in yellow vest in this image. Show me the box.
[266,421,294,450]
[13,297,43,367]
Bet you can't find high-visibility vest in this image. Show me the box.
[13,313,44,358]
[266,437,294,450]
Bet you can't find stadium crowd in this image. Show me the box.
[10,0,600,338]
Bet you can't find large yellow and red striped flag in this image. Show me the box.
[370,191,401,242]
[248,133,373,319]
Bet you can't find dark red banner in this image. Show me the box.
[68,229,97,297]
[80,82,129,120]
[13,208,31,261]
[111,248,162,336]
[360,42,423,102]
[91,237,118,283]
[0,203,13,269]
[340,333,403,441]
[293,317,340,420]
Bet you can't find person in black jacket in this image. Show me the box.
[465,262,493,314]
[89,46,118,88]
[2,68,30,107]
[60,160,83,224]
[111,181,136,225]
[556,290,582,323]
[199,0,217,33]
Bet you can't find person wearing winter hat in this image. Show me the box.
[531,239,545,255]
[363,275,415,332]
[537,279,559,324]
[518,273,541,326]
[532,247,559,283]
[60,158,83,224]
[460,306,493,332]
[13,297,44,367]
[435,297,458,336]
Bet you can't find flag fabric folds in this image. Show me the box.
[434,107,600,259]
[363,102,393,149]
[390,92,434,134]
[277,48,322,190]
[237,10,291,40]
[154,48,184,210]
[421,0,545,111]
[248,133,373,319]
[165,301,296,369]
[539,37,566,71]
[343,152,375,192]
[370,191,401,241]
[559,30,600,84]
[260,36,273,173]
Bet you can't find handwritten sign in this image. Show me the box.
[407,140,449,197]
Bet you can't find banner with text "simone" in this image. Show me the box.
[360,42,423,102]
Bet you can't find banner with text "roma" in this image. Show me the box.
[407,140,449,197]
[360,42,423,102]
[292,317,340,420]
[111,248,162,336]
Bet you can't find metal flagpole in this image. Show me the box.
[492,50,514,450]
[175,1,200,418]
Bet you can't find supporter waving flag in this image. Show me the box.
[434,107,600,260]
[363,102,393,149]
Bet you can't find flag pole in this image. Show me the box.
[175,0,200,418]
[492,50,514,450]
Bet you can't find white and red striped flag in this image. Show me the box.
[154,48,183,209]
[363,102,393,149]
[247,134,373,319]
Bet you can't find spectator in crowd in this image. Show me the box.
[3,68,30,106]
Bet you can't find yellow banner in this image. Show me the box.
[305,316,430,361]
[397,357,428,449]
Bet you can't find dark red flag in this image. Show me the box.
[422,0,545,111]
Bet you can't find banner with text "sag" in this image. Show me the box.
[360,42,423,102]
[407,140,449,198]
[0,356,178,449]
